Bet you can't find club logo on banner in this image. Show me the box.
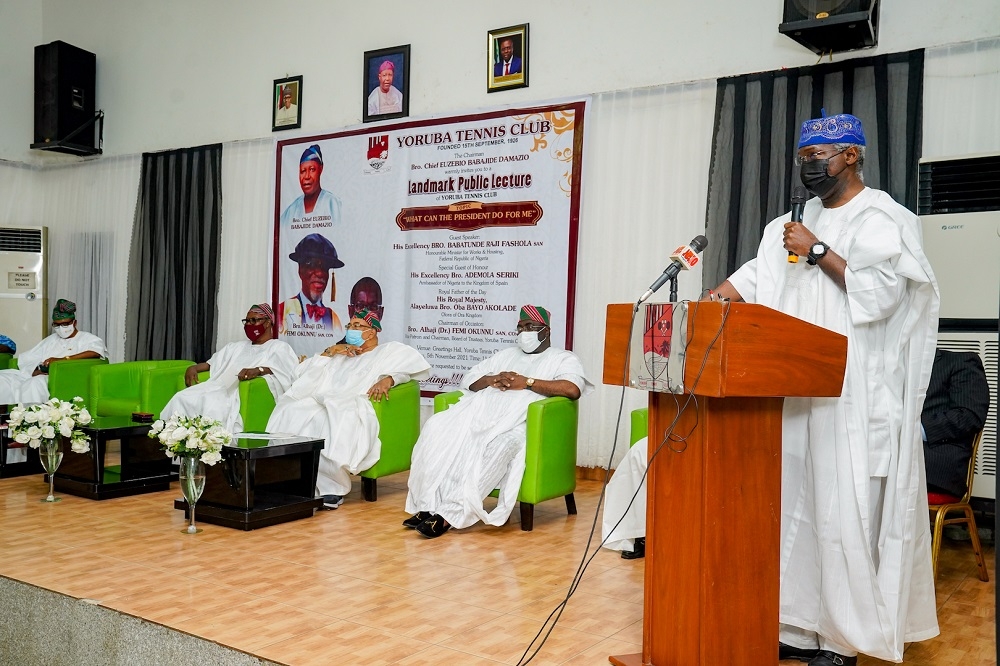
[272,100,586,392]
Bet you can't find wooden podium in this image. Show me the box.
[602,301,847,666]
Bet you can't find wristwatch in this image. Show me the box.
[525,377,536,390]
[807,241,830,266]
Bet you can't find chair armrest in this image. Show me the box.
[239,377,275,432]
[521,396,578,504]
[630,407,648,447]
[364,380,421,479]
[433,390,463,413]
[143,363,195,419]
[47,358,108,408]
[0,353,13,370]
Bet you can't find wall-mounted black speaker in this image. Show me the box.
[32,40,99,155]
[779,0,879,55]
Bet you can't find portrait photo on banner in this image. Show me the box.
[272,75,303,131]
[363,44,410,123]
[487,24,528,93]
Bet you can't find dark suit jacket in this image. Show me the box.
[494,56,522,77]
[922,349,990,498]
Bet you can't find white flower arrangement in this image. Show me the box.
[8,397,93,453]
[148,413,232,466]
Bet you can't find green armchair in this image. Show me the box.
[360,379,422,502]
[631,407,648,447]
[434,390,579,531]
[148,368,276,432]
[48,358,108,409]
[0,353,13,371]
[89,360,193,418]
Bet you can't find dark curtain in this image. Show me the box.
[125,144,223,361]
[702,50,924,290]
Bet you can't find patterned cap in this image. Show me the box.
[798,112,866,148]
[52,299,76,322]
[300,144,323,165]
[250,303,275,325]
[353,309,382,331]
[519,305,550,327]
[379,60,395,73]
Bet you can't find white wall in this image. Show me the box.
[0,0,42,160]
[0,0,988,161]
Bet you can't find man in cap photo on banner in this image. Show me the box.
[267,309,430,509]
[403,305,593,539]
[0,299,107,406]
[712,113,940,665]
[161,304,299,434]
[279,233,346,348]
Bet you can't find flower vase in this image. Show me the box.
[179,456,206,534]
[39,438,63,503]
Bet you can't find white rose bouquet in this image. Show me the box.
[8,397,93,453]
[148,414,231,466]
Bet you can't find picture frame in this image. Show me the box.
[272,75,303,132]
[363,44,411,123]
[487,24,529,93]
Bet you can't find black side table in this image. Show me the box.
[174,435,324,530]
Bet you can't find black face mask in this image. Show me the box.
[799,158,839,199]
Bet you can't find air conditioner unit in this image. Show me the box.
[0,226,48,353]
[919,153,1000,500]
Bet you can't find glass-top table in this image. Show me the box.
[174,434,324,530]
[53,416,168,500]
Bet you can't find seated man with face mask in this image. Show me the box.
[0,299,106,406]
[404,305,593,539]
[266,310,431,509]
[161,304,299,433]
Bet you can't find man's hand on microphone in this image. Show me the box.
[782,221,818,257]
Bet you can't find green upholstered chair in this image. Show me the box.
[89,360,193,418]
[149,368,276,432]
[0,353,13,370]
[434,390,579,531]
[47,358,108,409]
[360,379,422,502]
[631,407,648,447]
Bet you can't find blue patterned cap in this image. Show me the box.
[798,113,866,148]
[300,144,323,165]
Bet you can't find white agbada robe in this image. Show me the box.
[266,341,430,496]
[0,330,107,405]
[602,437,648,553]
[728,187,939,660]
[405,346,593,530]
[161,339,300,433]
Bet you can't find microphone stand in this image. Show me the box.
[669,275,679,303]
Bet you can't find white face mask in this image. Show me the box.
[516,331,542,353]
[53,324,74,339]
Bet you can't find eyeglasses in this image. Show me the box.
[345,321,374,331]
[241,318,269,325]
[516,322,548,333]
[794,148,846,166]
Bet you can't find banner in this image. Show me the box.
[272,100,586,392]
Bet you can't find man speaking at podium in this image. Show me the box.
[712,114,940,665]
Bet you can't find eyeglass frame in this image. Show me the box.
[241,317,271,325]
[794,147,847,167]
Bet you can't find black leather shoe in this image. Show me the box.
[415,514,451,539]
[778,642,819,662]
[807,651,857,666]
[402,512,431,529]
[621,537,645,560]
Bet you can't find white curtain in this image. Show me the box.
[923,38,1000,160]
[216,138,276,351]
[573,81,718,467]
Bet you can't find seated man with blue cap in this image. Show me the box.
[711,113,940,665]
[0,299,107,406]
[0,334,15,355]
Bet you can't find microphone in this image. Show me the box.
[787,186,807,263]
[639,235,708,304]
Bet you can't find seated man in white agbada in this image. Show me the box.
[266,309,430,509]
[602,437,648,559]
[0,299,106,406]
[162,304,299,433]
[404,305,593,539]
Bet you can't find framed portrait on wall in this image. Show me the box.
[272,76,303,131]
[363,44,410,123]
[487,24,528,93]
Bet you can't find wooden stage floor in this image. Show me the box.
[0,472,993,665]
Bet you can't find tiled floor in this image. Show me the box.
[0,471,993,665]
